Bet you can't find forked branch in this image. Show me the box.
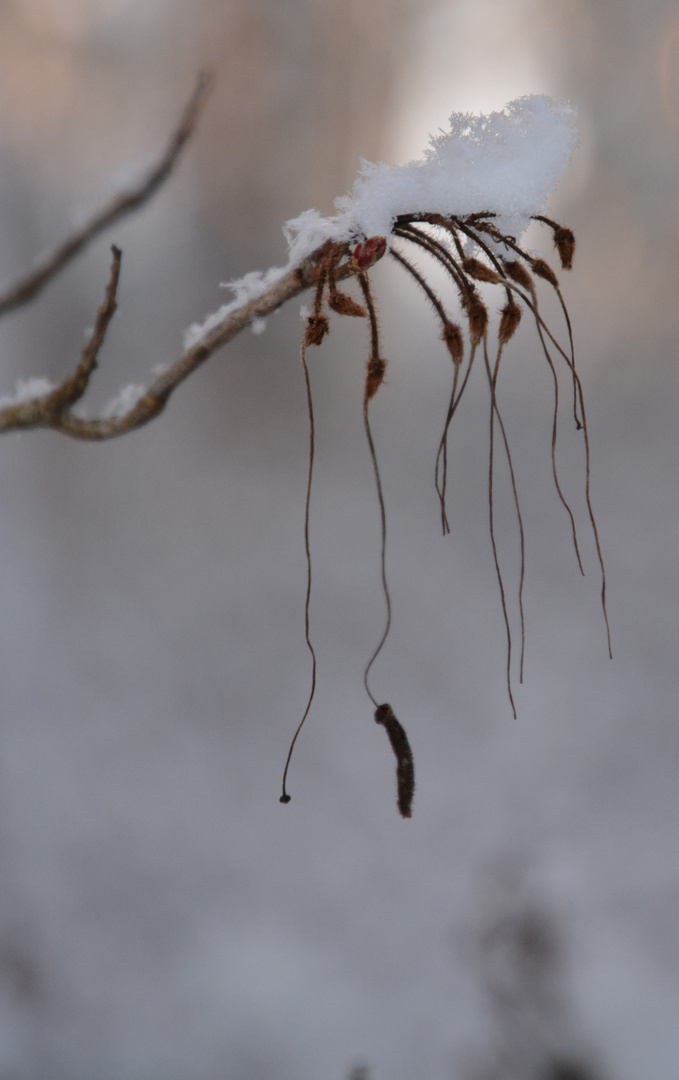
[0,73,349,441]
[0,249,336,439]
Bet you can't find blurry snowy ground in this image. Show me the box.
[0,2,678,1079]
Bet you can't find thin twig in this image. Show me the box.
[0,248,348,439]
[0,245,122,431]
[0,72,212,318]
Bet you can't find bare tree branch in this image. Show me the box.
[0,244,346,440]
[0,91,575,467]
[0,246,122,434]
[0,65,357,442]
[0,71,211,318]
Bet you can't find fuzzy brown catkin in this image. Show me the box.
[374,703,415,818]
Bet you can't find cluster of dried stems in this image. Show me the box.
[0,77,609,820]
[281,207,611,818]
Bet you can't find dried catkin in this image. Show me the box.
[462,257,501,284]
[553,226,576,270]
[365,356,387,401]
[374,703,415,818]
[498,300,522,344]
[304,314,330,346]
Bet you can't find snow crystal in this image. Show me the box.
[184,266,286,348]
[0,377,55,409]
[250,317,267,335]
[101,383,146,420]
[184,96,576,348]
[282,209,355,265]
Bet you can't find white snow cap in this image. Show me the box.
[185,96,576,348]
[286,95,578,254]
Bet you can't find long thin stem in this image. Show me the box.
[394,224,467,295]
[389,244,470,534]
[389,247,448,324]
[502,233,581,427]
[357,273,392,708]
[485,340,527,684]
[434,344,476,534]
[435,358,460,535]
[280,338,318,804]
[483,339,517,718]
[571,368,613,658]
[362,398,391,708]
[499,275,612,657]
[555,284,581,429]
[529,290,585,576]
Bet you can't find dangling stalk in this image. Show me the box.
[483,338,517,718]
[280,336,318,804]
[498,273,612,655]
[357,271,392,707]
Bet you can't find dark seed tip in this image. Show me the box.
[374,703,393,725]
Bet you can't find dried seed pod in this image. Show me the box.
[304,314,330,346]
[498,300,522,344]
[365,356,387,401]
[464,291,488,345]
[553,226,576,270]
[530,258,559,288]
[329,291,366,317]
[442,321,464,365]
[374,703,415,818]
[502,259,533,291]
[351,236,388,271]
[462,257,501,285]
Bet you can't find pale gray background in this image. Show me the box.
[0,2,676,1078]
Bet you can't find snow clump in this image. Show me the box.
[185,95,577,348]
[0,377,55,408]
[338,95,576,239]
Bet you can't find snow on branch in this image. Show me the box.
[186,96,576,347]
[0,93,577,440]
[0,88,608,817]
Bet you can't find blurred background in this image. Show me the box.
[0,1,677,1077]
